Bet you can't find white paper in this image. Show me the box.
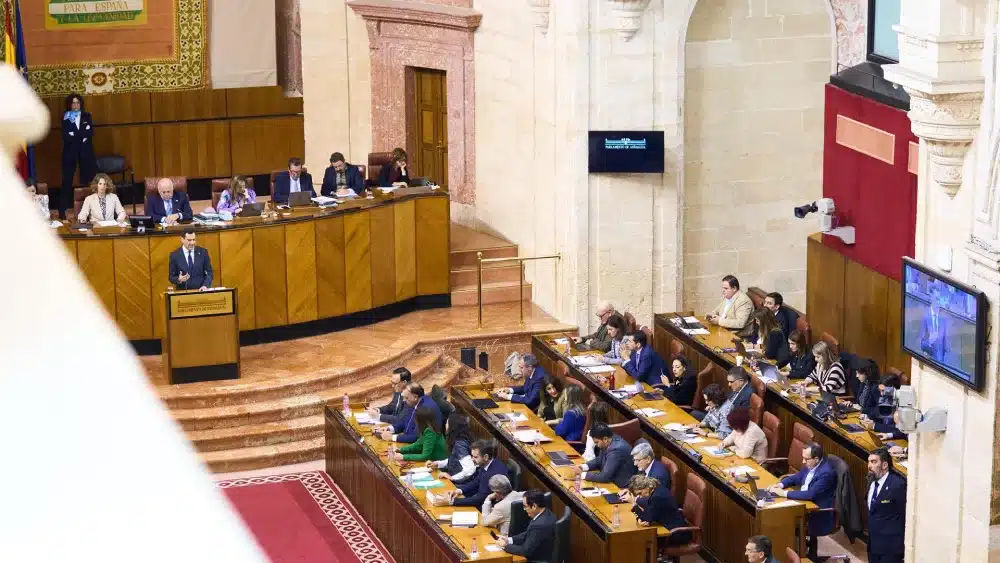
[353,412,374,424]
[378,187,398,193]
[683,328,710,335]
[452,512,479,526]
[484,545,503,552]
[512,430,552,443]
[570,355,603,367]
[638,408,665,418]
[503,413,529,422]
[95,220,119,227]
[683,437,706,444]
[727,465,757,475]
[663,423,688,432]
[580,488,610,497]
[701,446,730,457]
[553,338,570,345]
[405,469,432,478]
[581,365,616,374]
[311,196,336,204]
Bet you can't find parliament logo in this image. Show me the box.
[46,0,147,29]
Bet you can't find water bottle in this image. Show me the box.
[612,505,621,529]
[470,538,479,558]
[342,394,350,415]
[574,473,582,493]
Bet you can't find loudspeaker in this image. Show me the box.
[478,352,489,371]
[460,347,476,368]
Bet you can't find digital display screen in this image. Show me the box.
[588,131,665,173]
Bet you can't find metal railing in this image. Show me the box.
[476,252,560,327]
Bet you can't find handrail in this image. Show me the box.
[477,252,561,327]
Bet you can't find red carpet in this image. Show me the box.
[218,471,394,563]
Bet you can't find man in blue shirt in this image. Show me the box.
[378,383,441,443]
[498,354,546,410]
[769,442,837,560]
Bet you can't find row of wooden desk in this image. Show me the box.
[650,313,909,533]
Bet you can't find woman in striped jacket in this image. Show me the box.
[809,341,847,395]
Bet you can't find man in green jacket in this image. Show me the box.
[574,301,617,352]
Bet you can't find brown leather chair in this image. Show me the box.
[669,339,684,358]
[687,364,715,412]
[659,456,681,500]
[553,360,570,382]
[567,397,596,453]
[747,286,767,310]
[761,411,780,459]
[888,366,910,387]
[660,473,706,562]
[210,177,256,210]
[144,176,189,200]
[609,418,641,446]
[750,374,766,400]
[35,182,49,196]
[796,315,813,346]
[785,547,802,563]
[766,422,815,477]
[640,325,652,341]
[623,311,638,335]
[821,332,839,356]
[367,152,395,186]
[748,393,764,426]
[73,186,90,216]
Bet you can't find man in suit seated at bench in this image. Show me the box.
[272,157,314,205]
[441,439,508,510]
[497,489,557,560]
[570,422,636,488]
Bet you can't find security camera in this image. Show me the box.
[793,197,855,245]
[894,385,948,434]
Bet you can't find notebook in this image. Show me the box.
[472,398,499,410]
[602,493,627,505]
[548,452,574,467]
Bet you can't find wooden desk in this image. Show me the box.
[450,384,665,563]
[59,188,450,348]
[652,313,909,530]
[532,335,810,563]
[324,404,523,563]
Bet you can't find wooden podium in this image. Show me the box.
[163,288,240,384]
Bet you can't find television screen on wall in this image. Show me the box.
[588,131,665,173]
[901,257,988,391]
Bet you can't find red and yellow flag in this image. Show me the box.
[3,0,33,180]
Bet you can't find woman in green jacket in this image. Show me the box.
[392,406,448,462]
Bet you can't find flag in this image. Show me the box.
[4,0,33,181]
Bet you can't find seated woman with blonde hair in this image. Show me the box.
[216,175,257,214]
[77,173,127,224]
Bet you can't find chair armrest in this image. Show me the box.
[566,440,584,454]
[668,525,703,543]
[678,406,694,412]
[762,457,787,464]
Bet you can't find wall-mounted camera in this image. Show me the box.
[896,386,948,433]
[793,197,855,245]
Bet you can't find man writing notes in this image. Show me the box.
[147,177,193,226]
[320,152,365,197]
[169,228,213,291]
[573,301,618,351]
[706,275,753,329]
[272,157,314,205]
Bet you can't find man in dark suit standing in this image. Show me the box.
[368,367,412,424]
[764,292,798,337]
[498,489,557,560]
[272,157,314,205]
[571,423,637,488]
[498,354,547,411]
[444,440,508,510]
[866,448,905,563]
[147,178,193,225]
[168,228,213,291]
[320,152,366,196]
[623,331,666,386]
[920,285,949,363]
[769,442,838,560]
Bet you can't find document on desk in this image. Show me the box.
[637,408,666,418]
[581,365,616,374]
[311,196,337,205]
[701,446,732,457]
[663,422,688,432]
[727,465,757,476]
[580,488,611,498]
[414,479,444,489]
[49,220,63,228]
[512,430,552,443]
[96,220,120,227]
[683,437,706,444]
[451,512,479,527]
[553,337,570,345]
[570,355,604,367]
[484,545,503,553]
[405,468,433,479]
[499,413,529,423]
[353,412,375,424]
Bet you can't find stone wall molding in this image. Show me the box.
[606,0,651,41]
[348,0,482,33]
[901,90,983,198]
[526,0,551,34]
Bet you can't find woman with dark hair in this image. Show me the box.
[657,355,698,406]
[430,384,456,419]
[749,308,789,366]
[692,384,732,438]
[582,401,611,462]
[537,375,566,422]
[852,361,881,415]
[602,314,629,365]
[392,406,447,462]
[721,407,768,462]
[377,147,410,187]
[429,413,476,482]
[60,93,97,219]
[785,329,816,378]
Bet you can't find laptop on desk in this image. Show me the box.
[237,202,265,217]
[288,191,314,207]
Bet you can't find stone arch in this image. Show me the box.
[678,0,836,314]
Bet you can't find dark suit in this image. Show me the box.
[762,328,790,366]
[775,306,798,337]
[585,434,636,488]
[147,191,194,224]
[455,458,508,509]
[920,309,949,363]
[729,382,754,410]
[60,111,97,214]
[272,171,315,204]
[867,472,906,562]
[787,351,817,378]
[168,246,213,290]
[378,391,405,424]
[320,164,365,196]
[511,366,547,411]
[504,508,556,559]
[394,395,442,443]
[781,460,838,537]
[661,369,697,406]
[377,162,410,187]
[632,487,689,545]
[623,346,666,387]
[644,459,672,493]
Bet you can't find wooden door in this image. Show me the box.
[410,68,448,190]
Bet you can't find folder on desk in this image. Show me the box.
[451,512,479,527]
[473,398,500,410]
[549,452,574,467]
[602,493,627,505]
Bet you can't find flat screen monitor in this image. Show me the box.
[588,131,665,173]
[901,257,988,391]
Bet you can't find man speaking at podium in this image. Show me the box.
[169,227,213,291]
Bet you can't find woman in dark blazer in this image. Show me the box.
[657,355,697,406]
[785,328,816,378]
[750,308,789,366]
[377,147,410,187]
[60,93,97,219]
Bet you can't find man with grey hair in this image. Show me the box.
[620,441,672,502]
[481,474,523,534]
[498,354,547,411]
[146,177,193,225]
[574,301,618,352]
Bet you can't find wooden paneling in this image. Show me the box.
[76,240,116,319]
[415,196,450,295]
[229,116,305,176]
[344,211,373,313]
[92,125,157,181]
[61,239,78,263]
[113,237,153,340]
[316,216,347,318]
[285,221,319,324]
[149,236,176,338]
[394,199,417,300]
[168,314,239,367]
[219,229,257,331]
[198,233,221,286]
[150,90,229,122]
[843,259,889,366]
[253,225,288,328]
[33,129,65,188]
[806,235,846,342]
[154,121,232,178]
[225,86,303,118]
[369,206,396,308]
[411,68,449,189]
[87,93,153,126]
[884,279,911,377]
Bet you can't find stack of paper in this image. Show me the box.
[484,545,503,552]
[451,512,479,527]
[512,430,551,443]
[501,413,529,423]
[683,436,706,444]
[581,365,616,374]
[663,423,688,432]
[353,412,375,424]
[311,196,336,205]
[413,479,444,489]
[727,465,757,476]
[580,488,611,497]
[570,355,603,367]
[553,337,570,345]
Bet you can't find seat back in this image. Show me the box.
[762,411,780,459]
[548,506,572,563]
[669,339,684,358]
[750,374,765,399]
[507,459,522,491]
[785,547,802,563]
[747,286,767,309]
[609,418,640,446]
[73,186,90,215]
[821,332,839,356]
[748,393,763,426]
[144,177,189,201]
[554,360,570,382]
[367,152,395,184]
[691,364,714,411]
[682,473,707,529]
[623,311,638,334]
[640,326,652,341]
[659,456,681,500]
[34,182,49,196]
[509,493,553,538]
[888,366,910,387]
[580,398,596,441]
[95,154,127,175]
[789,422,815,473]
[210,177,256,210]
[796,315,812,346]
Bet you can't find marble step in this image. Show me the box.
[450,245,518,268]
[450,262,523,287]
[450,281,533,306]
[188,415,325,452]
[161,348,440,410]
[203,436,326,473]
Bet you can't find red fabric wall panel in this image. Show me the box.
[822,84,918,281]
